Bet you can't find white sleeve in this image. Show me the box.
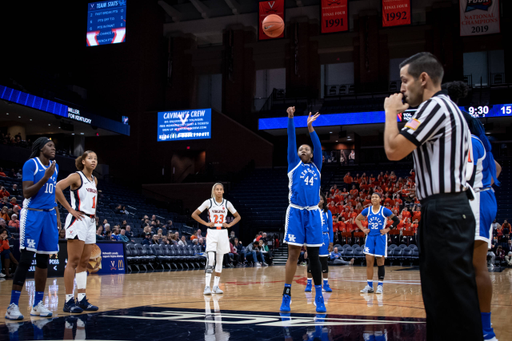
[196,199,211,213]
[227,201,237,214]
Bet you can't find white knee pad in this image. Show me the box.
[206,252,216,273]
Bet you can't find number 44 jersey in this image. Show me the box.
[197,198,237,229]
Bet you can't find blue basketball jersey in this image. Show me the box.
[22,157,59,210]
[361,206,393,236]
[287,117,323,207]
[469,135,491,191]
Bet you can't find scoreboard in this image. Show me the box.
[87,1,127,46]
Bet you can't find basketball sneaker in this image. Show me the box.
[212,286,224,294]
[5,303,23,320]
[77,296,98,311]
[483,329,498,341]
[63,298,83,313]
[360,285,374,293]
[314,295,326,313]
[322,282,332,292]
[280,295,291,312]
[375,285,383,294]
[31,301,53,317]
[203,286,212,295]
[305,281,312,292]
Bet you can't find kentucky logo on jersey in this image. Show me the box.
[465,0,492,12]
[299,166,318,185]
[369,216,381,230]
[287,234,296,243]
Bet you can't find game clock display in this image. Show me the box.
[87,0,127,46]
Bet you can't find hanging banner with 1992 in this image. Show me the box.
[460,0,500,36]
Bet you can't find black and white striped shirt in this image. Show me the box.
[400,91,471,200]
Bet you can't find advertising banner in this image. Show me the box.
[158,109,212,141]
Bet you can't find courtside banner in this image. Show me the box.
[320,0,348,34]
[460,0,500,36]
[382,0,411,27]
[259,0,285,40]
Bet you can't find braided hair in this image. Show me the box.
[29,137,51,159]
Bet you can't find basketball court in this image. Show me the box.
[1,265,511,340]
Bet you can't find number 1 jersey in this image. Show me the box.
[70,171,97,215]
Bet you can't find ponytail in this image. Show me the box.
[75,150,96,171]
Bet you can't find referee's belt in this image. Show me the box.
[289,203,319,211]
[26,207,55,212]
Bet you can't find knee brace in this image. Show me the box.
[35,253,49,269]
[320,257,329,273]
[13,250,35,286]
[306,247,322,285]
[378,265,385,281]
[205,251,216,273]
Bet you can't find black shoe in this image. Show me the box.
[78,296,98,311]
[63,298,83,313]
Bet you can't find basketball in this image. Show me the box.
[262,14,284,38]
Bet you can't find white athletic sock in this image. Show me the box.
[66,294,74,302]
[214,276,220,287]
[205,273,212,287]
[77,293,86,302]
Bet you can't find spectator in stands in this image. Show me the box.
[505,252,512,267]
[125,225,134,239]
[174,231,180,241]
[143,225,152,236]
[343,172,353,185]
[15,169,22,180]
[59,228,66,239]
[1,229,12,277]
[230,231,236,240]
[505,240,512,254]
[121,220,127,228]
[0,187,10,198]
[151,235,160,245]
[9,198,20,211]
[121,206,129,215]
[169,234,178,246]
[340,151,346,165]
[111,227,121,241]
[246,241,266,266]
[496,245,505,264]
[502,220,511,240]
[10,184,20,197]
[178,235,187,246]
[329,247,354,265]
[0,219,6,230]
[159,236,169,245]
[0,206,10,222]
[492,219,501,233]
[96,227,104,241]
[115,204,123,214]
[141,215,148,223]
[8,214,19,230]
[0,168,7,177]
[198,238,206,252]
[141,233,151,245]
[104,223,111,235]
[233,238,245,264]
[191,229,202,241]
[105,231,112,240]
[259,239,272,265]
[167,220,173,229]
[151,215,157,222]
[118,229,130,243]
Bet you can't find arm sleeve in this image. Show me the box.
[328,211,333,244]
[196,200,210,213]
[22,160,36,183]
[310,131,323,172]
[400,99,447,147]
[390,215,400,229]
[227,201,237,215]
[287,118,299,171]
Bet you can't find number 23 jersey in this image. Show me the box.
[197,198,237,229]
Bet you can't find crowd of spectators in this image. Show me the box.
[0,132,31,148]
[326,170,421,245]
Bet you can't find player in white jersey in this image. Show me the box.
[56,150,99,313]
[192,183,241,295]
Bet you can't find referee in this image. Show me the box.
[383,52,482,341]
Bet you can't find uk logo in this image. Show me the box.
[27,239,36,249]
[287,234,296,243]
[466,0,492,12]
[364,247,369,253]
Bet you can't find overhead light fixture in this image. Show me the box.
[72,133,75,135]
[80,132,84,135]
[58,127,61,129]
[48,124,51,126]
[335,140,338,142]
[329,132,333,134]
[6,113,9,115]
[18,116,21,118]
[29,119,32,121]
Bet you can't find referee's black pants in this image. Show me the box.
[419,192,483,341]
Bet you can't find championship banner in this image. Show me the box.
[382,0,411,27]
[259,0,285,40]
[320,0,348,34]
[460,0,500,36]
